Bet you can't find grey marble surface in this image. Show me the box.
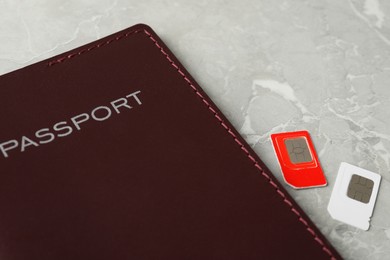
[1,0,389,259]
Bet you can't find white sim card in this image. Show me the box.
[327,162,381,230]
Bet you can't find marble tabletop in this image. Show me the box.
[1,0,389,259]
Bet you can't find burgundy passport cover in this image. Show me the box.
[0,24,341,260]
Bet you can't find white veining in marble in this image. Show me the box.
[1,0,389,259]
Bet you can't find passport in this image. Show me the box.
[0,24,341,260]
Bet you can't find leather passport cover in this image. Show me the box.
[0,24,341,260]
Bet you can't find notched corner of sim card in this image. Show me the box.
[286,178,327,190]
[327,204,371,231]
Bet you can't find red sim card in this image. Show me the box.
[271,130,327,189]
